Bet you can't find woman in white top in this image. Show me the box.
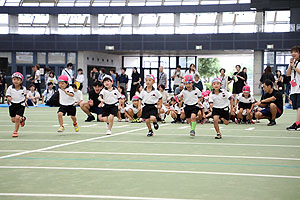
[184,64,200,80]
[75,68,84,90]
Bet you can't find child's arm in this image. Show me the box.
[62,89,74,97]
[98,95,105,108]
[230,97,234,116]
[157,98,162,109]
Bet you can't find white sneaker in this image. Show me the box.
[106,130,111,135]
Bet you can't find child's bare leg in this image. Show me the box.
[223,119,229,125]
[246,109,251,120]
[125,109,134,120]
[11,117,15,123]
[58,112,64,127]
[238,108,243,119]
[145,118,151,130]
[117,111,121,120]
[150,115,157,123]
[213,115,220,133]
[71,116,77,124]
[14,115,20,132]
[108,114,114,130]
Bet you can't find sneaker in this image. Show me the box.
[85,115,95,122]
[12,131,18,137]
[57,126,64,132]
[161,119,166,124]
[106,130,111,135]
[153,123,159,130]
[215,133,222,139]
[286,122,300,131]
[73,123,79,132]
[147,130,154,137]
[135,118,141,123]
[190,130,195,136]
[267,119,276,126]
[171,120,177,124]
[125,118,129,122]
[236,119,241,124]
[20,116,26,127]
[118,119,122,122]
[247,120,252,125]
[130,119,135,123]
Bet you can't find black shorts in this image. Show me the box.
[9,103,25,117]
[212,107,230,120]
[90,106,103,115]
[238,102,252,110]
[102,104,118,117]
[58,105,76,116]
[120,113,126,119]
[141,104,158,119]
[183,105,200,119]
[290,93,300,110]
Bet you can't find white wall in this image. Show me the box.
[77,51,122,93]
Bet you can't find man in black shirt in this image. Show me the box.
[117,68,129,100]
[80,81,104,122]
[254,79,283,126]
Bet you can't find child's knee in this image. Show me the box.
[58,112,63,117]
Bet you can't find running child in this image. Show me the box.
[57,75,79,133]
[125,95,142,123]
[139,74,162,137]
[98,75,121,135]
[209,78,234,139]
[235,85,255,124]
[178,75,202,136]
[6,72,27,137]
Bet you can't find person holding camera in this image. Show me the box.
[171,65,183,92]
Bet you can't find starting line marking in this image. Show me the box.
[0,166,300,179]
[0,193,192,200]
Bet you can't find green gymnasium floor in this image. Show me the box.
[0,107,299,200]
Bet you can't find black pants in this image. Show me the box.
[34,83,41,97]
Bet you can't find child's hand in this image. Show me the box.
[230,111,235,116]
[98,102,104,108]
[88,100,94,106]
[25,101,29,108]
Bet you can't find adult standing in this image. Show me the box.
[232,65,246,98]
[275,70,284,94]
[218,68,232,91]
[158,66,167,88]
[90,67,99,83]
[130,67,141,100]
[117,68,129,100]
[171,65,183,92]
[259,66,275,99]
[184,64,200,80]
[242,67,248,85]
[27,64,41,96]
[98,68,106,82]
[61,63,74,84]
[286,46,300,130]
[109,69,117,87]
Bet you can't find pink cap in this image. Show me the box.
[205,90,211,95]
[184,75,193,83]
[12,72,23,81]
[120,94,126,99]
[146,74,155,82]
[212,77,222,84]
[58,75,69,82]
[132,95,139,101]
[242,85,251,93]
[201,92,207,97]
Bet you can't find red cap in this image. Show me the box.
[146,74,155,82]
[58,75,69,82]
[12,72,23,81]
[184,75,193,83]
[242,85,251,93]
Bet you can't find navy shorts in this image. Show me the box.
[183,105,200,119]
[58,105,76,116]
[290,93,300,110]
[90,106,103,115]
[9,103,25,117]
[259,107,282,118]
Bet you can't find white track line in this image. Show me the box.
[0,193,192,200]
[81,124,98,128]
[0,126,152,159]
[91,140,300,148]
[0,166,299,179]
[39,151,300,161]
[178,126,189,129]
[245,127,255,131]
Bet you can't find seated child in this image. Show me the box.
[42,82,56,105]
[235,85,255,124]
[125,95,141,123]
[117,95,127,122]
[71,84,83,106]
[27,84,40,106]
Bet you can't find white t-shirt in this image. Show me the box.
[27,90,40,99]
[61,68,73,84]
[139,87,162,105]
[76,74,84,83]
[173,71,183,85]
[290,61,300,94]
[34,70,41,83]
[47,77,57,85]
[125,104,140,114]
[170,103,181,114]
[74,90,83,103]
[6,85,27,105]
[58,86,76,106]
[160,90,169,105]
[237,93,255,104]
[43,89,55,102]
[203,101,210,112]
[100,87,121,105]
[209,89,231,108]
[178,87,201,106]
